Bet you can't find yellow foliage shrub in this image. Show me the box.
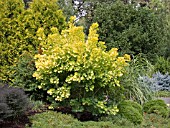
[33,17,130,115]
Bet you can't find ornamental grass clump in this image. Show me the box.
[33,17,130,116]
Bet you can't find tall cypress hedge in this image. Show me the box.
[0,0,67,82]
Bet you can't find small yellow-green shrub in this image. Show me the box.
[33,17,130,116]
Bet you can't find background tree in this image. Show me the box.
[162,0,170,58]
[65,0,169,61]
[58,0,75,21]
[91,0,169,61]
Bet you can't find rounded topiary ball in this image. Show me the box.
[118,100,143,124]
[119,100,143,114]
[143,99,169,118]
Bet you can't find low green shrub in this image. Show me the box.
[28,111,133,128]
[77,121,116,128]
[117,100,143,124]
[100,115,135,127]
[28,110,170,128]
[148,106,168,118]
[143,99,169,118]
[168,108,170,117]
[118,106,143,125]
[142,113,170,128]
[0,84,31,121]
[28,111,78,128]
[119,100,143,115]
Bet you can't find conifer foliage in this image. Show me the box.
[0,0,66,82]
